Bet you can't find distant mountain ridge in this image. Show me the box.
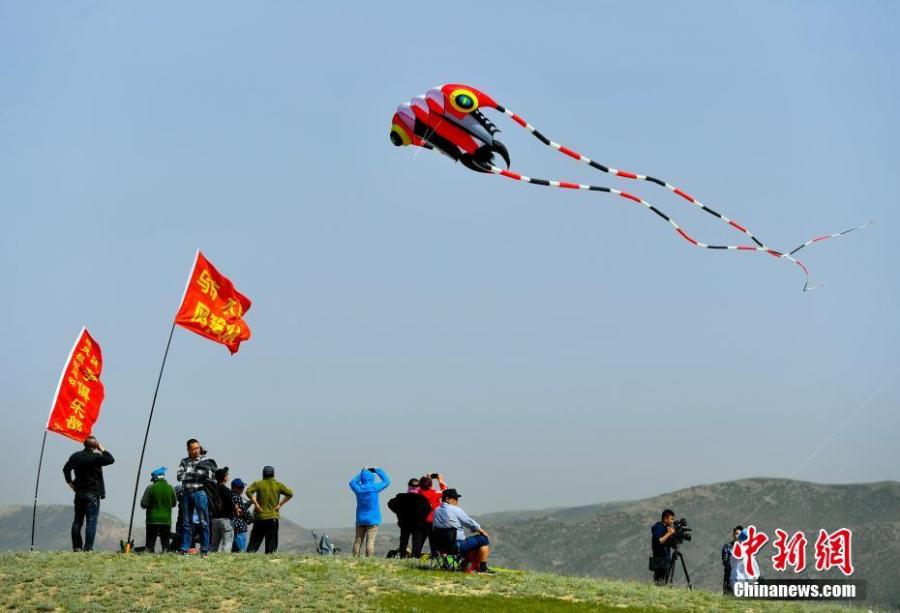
[7,477,898,607]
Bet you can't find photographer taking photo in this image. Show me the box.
[650,509,676,585]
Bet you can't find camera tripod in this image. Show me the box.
[666,547,693,590]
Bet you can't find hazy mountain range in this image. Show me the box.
[7,478,897,607]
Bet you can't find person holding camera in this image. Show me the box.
[349,467,391,557]
[650,509,676,585]
[419,472,447,553]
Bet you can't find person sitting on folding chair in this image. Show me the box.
[431,489,494,574]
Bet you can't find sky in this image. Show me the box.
[2,1,899,532]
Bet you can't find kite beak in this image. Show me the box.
[460,141,511,173]
[491,140,511,169]
[468,107,510,168]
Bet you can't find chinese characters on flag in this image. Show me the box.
[46,328,105,443]
[175,251,252,354]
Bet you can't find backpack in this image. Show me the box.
[203,480,223,516]
[195,458,221,515]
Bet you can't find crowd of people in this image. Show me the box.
[350,470,494,573]
[64,437,493,572]
[65,438,767,586]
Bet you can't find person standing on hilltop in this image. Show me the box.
[349,467,391,557]
[140,466,176,553]
[418,473,447,554]
[176,438,218,556]
[210,467,237,553]
[246,465,293,554]
[387,477,432,558]
[650,509,676,585]
[229,478,252,552]
[722,525,743,595]
[63,436,114,552]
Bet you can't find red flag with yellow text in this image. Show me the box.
[174,251,252,354]
[47,328,105,443]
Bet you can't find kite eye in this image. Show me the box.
[449,89,479,113]
[390,124,411,146]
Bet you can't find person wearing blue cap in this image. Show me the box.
[140,466,176,552]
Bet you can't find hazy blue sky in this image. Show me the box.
[3,2,898,531]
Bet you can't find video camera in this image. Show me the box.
[670,518,692,546]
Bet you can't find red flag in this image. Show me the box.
[47,328,105,443]
[174,250,252,354]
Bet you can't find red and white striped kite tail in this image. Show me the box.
[487,165,817,291]
[495,105,770,249]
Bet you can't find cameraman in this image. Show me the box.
[650,509,676,585]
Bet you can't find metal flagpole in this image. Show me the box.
[124,321,177,551]
[33,328,85,551]
[29,431,49,551]
[124,250,198,551]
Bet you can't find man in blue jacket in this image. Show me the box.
[349,467,391,557]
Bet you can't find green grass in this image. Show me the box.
[0,552,862,611]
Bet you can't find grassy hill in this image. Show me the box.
[0,552,864,612]
[478,478,900,607]
[11,478,896,607]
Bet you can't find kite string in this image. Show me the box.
[495,105,771,249]
[685,365,900,578]
[487,164,813,290]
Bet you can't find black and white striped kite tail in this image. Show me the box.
[494,105,869,289]
[788,221,873,256]
[486,164,819,291]
[495,105,771,249]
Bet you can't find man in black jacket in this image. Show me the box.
[62,436,114,551]
[387,478,432,558]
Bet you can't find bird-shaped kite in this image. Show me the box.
[390,83,868,290]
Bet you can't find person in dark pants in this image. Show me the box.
[140,466,176,552]
[650,509,676,585]
[387,478,432,558]
[62,435,114,552]
[246,466,293,554]
[722,525,743,595]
